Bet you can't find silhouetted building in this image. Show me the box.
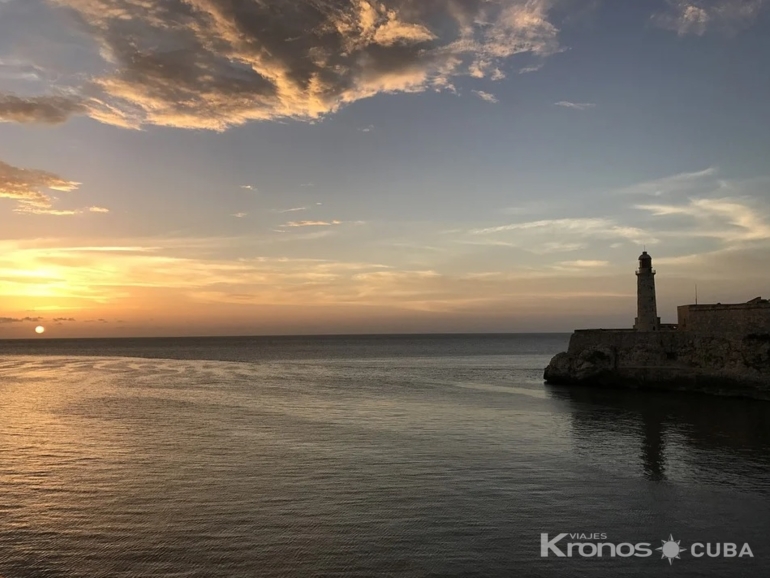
[634,251,660,331]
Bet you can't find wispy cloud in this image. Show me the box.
[285,220,343,228]
[555,101,596,110]
[274,207,308,214]
[0,58,47,83]
[0,238,398,309]
[654,0,767,35]
[555,260,610,269]
[240,185,257,191]
[519,63,545,74]
[8,231,763,329]
[232,212,248,218]
[471,218,653,244]
[473,90,499,104]
[88,206,110,213]
[499,201,551,216]
[534,242,586,254]
[617,167,717,196]
[636,197,770,243]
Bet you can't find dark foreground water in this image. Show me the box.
[1,334,769,578]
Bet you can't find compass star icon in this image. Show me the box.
[657,535,683,565]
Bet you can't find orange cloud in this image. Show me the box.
[0,159,80,215]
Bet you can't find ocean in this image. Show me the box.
[0,334,769,577]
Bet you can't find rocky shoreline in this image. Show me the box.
[544,329,770,401]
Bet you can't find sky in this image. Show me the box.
[1,0,769,338]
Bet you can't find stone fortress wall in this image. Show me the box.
[549,327,770,399]
[677,298,770,335]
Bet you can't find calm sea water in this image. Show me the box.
[1,334,769,578]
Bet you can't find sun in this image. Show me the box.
[35,325,45,334]
[657,535,683,565]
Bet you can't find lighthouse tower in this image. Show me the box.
[634,251,660,331]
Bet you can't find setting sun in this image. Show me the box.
[35,326,45,334]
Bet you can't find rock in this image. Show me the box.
[574,346,615,381]
[543,352,572,384]
[545,346,616,385]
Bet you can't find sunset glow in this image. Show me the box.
[1,1,770,338]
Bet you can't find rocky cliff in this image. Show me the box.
[544,329,770,400]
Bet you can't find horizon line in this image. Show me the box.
[0,331,574,342]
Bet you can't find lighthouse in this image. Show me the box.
[634,251,660,331]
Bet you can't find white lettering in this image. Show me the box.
[635,543,653,557]
[739,544,754,558]
[541,534,567,557]
[597,543,616,557]
[707,543,720,557]
[616,543,635,557]
[691,543,704,557]
[723,543,737,557]
[568,533,606,540]
[578,543,598,557]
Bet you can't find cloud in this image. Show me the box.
[42,0,563,130]
[0,316,44,324]
[471,217,653,244]
[53,317,77,322]
[555,259,609,268]
[0,93,86,125]
[519,62,545,73]
[535,242,586,254]
[0,58,48,83]
[240,185,257,191]
[285,220,343,227]
[554,100,595,110]
[473,90,499,103]
[232,212,248,218]
[88,206,110,213]
[360,125,374,132]
[274,207,308,214]
[654,0,767,35]
[499,201,551,216]
[17,207,80,216]
[636,197,770,243]
[617,167,717,196]
[606,167,770,250]
[0,158,81,215]
[3,231,765,326]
